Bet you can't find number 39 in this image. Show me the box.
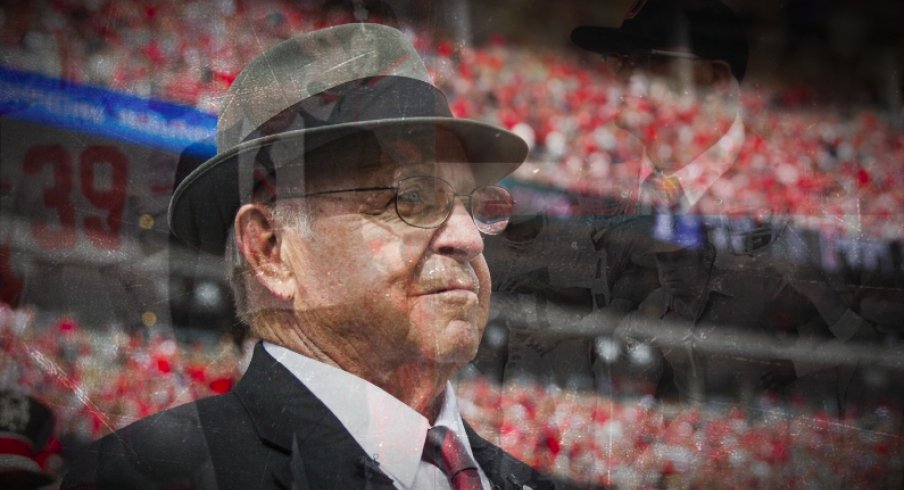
[23,144,127,250]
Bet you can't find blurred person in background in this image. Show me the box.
[478,208,603,392]
[566,0,774,399]
[768,246,904,411]
[0,390,59,490]
[572,0,750,220]
[571,0,762,312]
[612,218,826,405]
[568,0,869,409]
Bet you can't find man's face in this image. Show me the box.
[655,247,709,297]
[606,47,739,170]
[280,131,492,371]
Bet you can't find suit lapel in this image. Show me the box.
[233,343,395,489]
[465,422,540,490]
[232,344,556,489]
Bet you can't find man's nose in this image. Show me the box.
[432,200,484,261]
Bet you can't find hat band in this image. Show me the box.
[242,76,454,143]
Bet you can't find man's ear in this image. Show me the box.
[234,204,296,300]
[709,60,735,88]
[701,60,740,110]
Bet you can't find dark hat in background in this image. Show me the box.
[571,0,749,82]
[168,22,528,255]
[0,390,55,488]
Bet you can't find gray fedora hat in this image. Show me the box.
[169,23,528,254]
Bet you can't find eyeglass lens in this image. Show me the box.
[604,51,711,85]
[394,177,513,235]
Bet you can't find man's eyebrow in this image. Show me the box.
[393,163,437,179]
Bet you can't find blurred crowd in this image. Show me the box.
[2,1,904,488]
[1,304,901,488]
[2,0,903,241]
[458,379,903,489]
[0,306,243,456]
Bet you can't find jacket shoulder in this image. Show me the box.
[61,393,259,489]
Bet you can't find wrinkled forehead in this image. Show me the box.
[302,127,475,189]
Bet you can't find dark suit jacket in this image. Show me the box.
[62,343,565,489]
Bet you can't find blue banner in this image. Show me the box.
[0,65,617,216]
[0,66,217,157]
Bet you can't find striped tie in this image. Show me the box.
[421,426,482,490]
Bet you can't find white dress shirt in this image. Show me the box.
[263,342,491,489]
[637,116,746,211]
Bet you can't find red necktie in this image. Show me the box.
[421,426,482,490]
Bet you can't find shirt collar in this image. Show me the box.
[638,116,745,209]
[263,342,473,489]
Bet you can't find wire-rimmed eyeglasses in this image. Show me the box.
[602,48,705,74]
[282,176,515,235]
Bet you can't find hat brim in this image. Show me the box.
[169,117,528,255]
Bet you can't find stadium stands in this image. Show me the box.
[2,0,902,240]
[2,304,900,487]
[2,1,902,488]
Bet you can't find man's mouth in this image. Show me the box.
[417,260,481,297]
[428,280,478,295]
[416,273,480,296]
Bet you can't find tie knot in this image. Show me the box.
[422,426,482,490]
[642,172,684,211]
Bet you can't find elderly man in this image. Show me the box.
[62,23,561,490]
[0,390,57,490]
[572,0,752,220]
[574,1,886,413]
[571,0,774,296]
[564,1,814,402]
[555,1,768,376]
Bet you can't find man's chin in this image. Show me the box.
[424,319,484,365]
[409,297,487,362]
